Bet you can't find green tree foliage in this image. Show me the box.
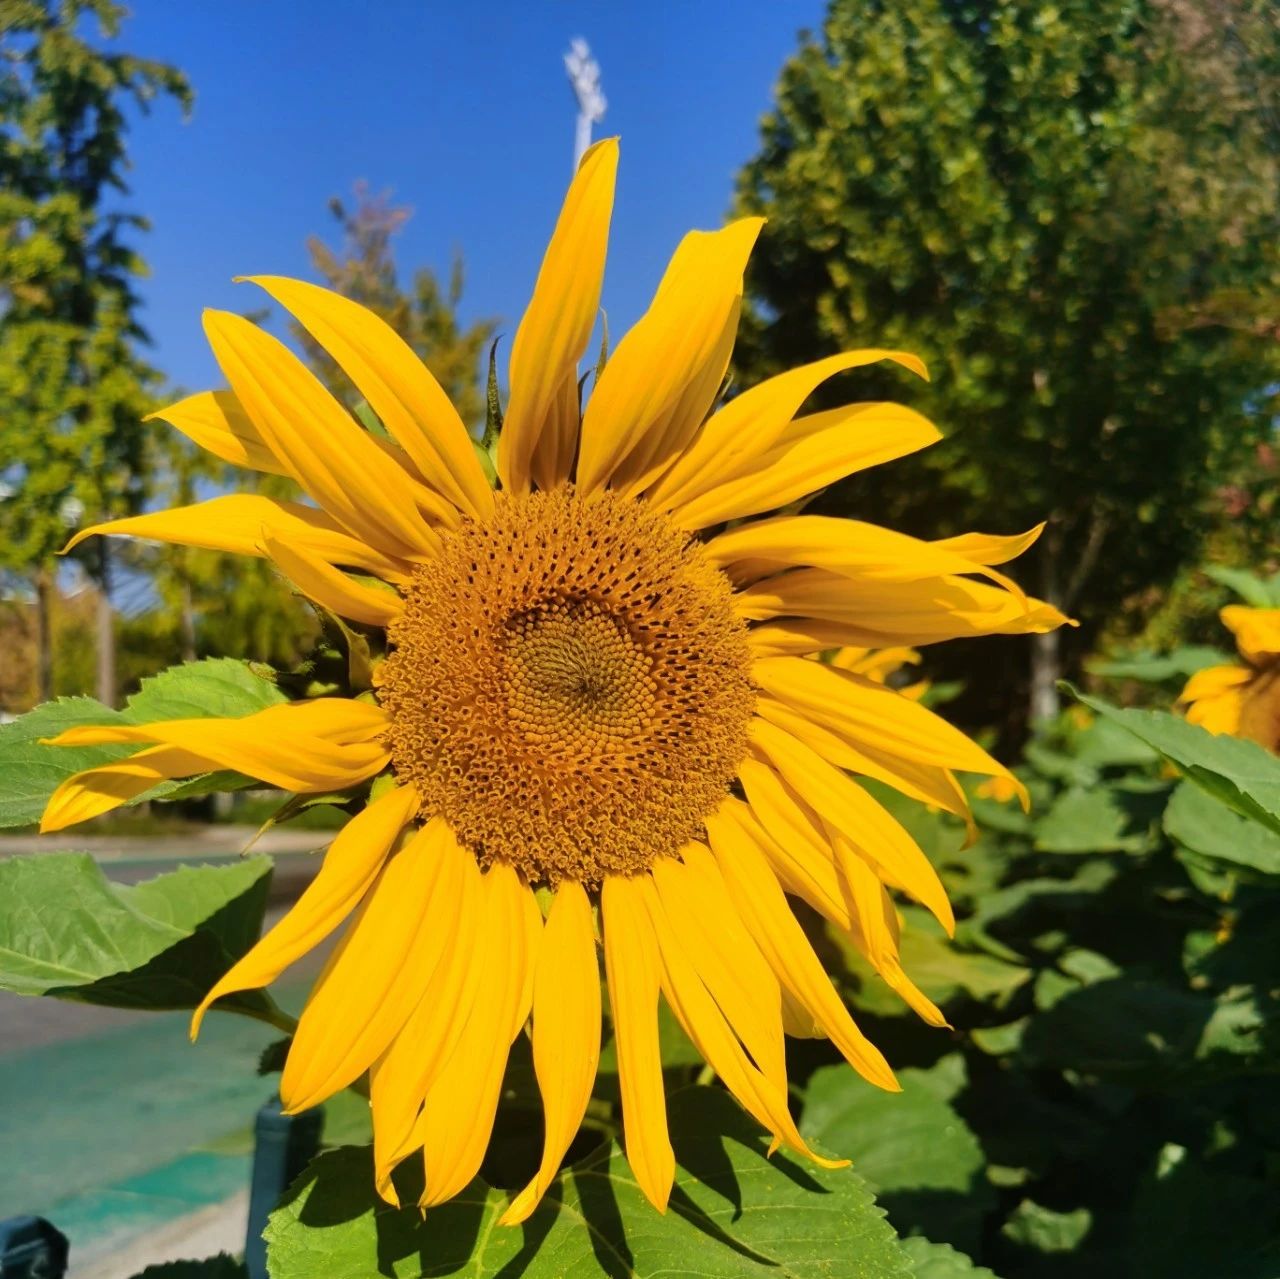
[734,0,1280,723]
[299,182,497,429]
[0,0,190,699]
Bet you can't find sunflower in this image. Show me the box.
[1180,605,1280,752]
[39,139,1068,1221]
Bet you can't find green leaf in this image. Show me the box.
[1064,688,1280,837]
[1163,781,1280,876]
[1130,1145,1280,1279]
[1032,785,1143,853]
[265,1087,912,1279]
[127,1257,247,1279]
[898,1238,1004,1278]
[1203,565,1278,609]
[1087,647,1231,682]
[801,1057,994,1252]
[124,657,285,721]
[0,659,285,828]
[0,852,277,1016]
[0,697,134,828]
[1000,1200,1091,1253]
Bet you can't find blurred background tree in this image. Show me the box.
[0,0,190,704]
[297,182,497,429]
[734,0,1280,732]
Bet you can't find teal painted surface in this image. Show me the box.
[0,1008,276,1220]
[46,1151,252,1260]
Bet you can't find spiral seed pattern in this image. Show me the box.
[378,488,754,886]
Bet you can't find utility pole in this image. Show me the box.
[564,38,606,170]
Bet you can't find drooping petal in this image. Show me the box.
[664,401,941,530]
[707,515,1024,598]
[576,218,763,497]
[191,784,419,1037]
[601,873,675,1212]
[370,834,483,1204]
[280,817,462,1112]
[501,880,601,1225]
[41,700,390,834]
[735,569,1068,646]
[932,524,1045,567]
[261,531,402,627]
[748,717,955,934]
[640,865,843,1169]
[702,809,898,1092]
[203,309,441,559]
[647,350,927,512]
[755,656,1024,804]
[736,761,856,933]
[497,138,619,496]
[39,744,212,833]
[826,825,947,1027]
[418,862,540,1208]
[148,390,289,476]
[650,852,787,1091]
[754,694,973,832]
[62,494,415,585]
[241,275,493,520]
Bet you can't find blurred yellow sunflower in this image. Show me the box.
[1180,605,1280,752]
[40,139,1067,1221]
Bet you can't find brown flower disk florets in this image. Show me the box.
[378,488,755,887]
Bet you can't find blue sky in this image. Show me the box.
[108,2,826,397]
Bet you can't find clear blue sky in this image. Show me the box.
[108,1,825,397]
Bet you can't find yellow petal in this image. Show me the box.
[241,275,492,520]
[191,784,418,1037]
[703,807,898,1092]
[63,494,413,585]
[601,874,675,1212]
[1181,663,1254,704]
[649,349,927,512]
[203,309,440,560]
[735,762,855,933]
[281,817,463,1111]
[640,863,842,1170]
[419,862,540,1208]
[498,138,619,496]
[45,699,390,798]
[576,218,763,497]
[754,694,973,833]
[666,401,941,530]
[1221,606,1280,666]
[261,531,402,627]
[40,743,211,833]
[149,390,289,475]
[933,524,1045,567]
[755,656,1024,805]
[830,645,922,682]
[1184,686,1247,736]
[827,827,947,1027]
[651,852,786,1091]
[746,619,861,658]
[748,717,955,934]
[369,834,483,1204]
[501,880,601,1225]
[707,515,1024,598]
[735,569,1068,645]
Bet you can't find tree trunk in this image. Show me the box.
[179,564,197,664]
[96,541,116,708]
[35,564,54,704]
[1029,532,1063,722]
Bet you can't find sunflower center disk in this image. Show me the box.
[378,488,755,888]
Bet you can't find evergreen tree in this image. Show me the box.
[734,0,1280,726]
[0,0,190,702]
